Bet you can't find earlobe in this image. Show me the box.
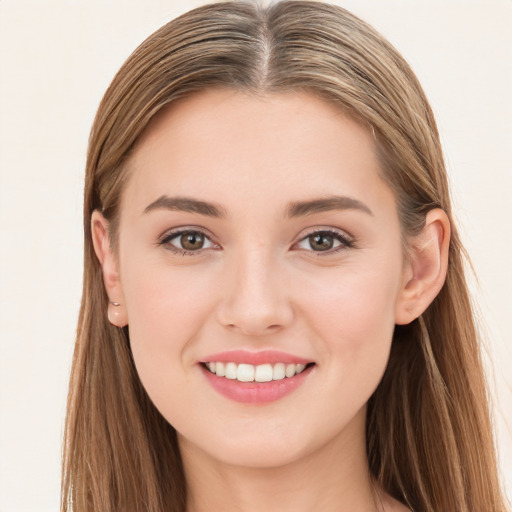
[395,209,451,325]
[107,300,128,328]
[91,210,128,327]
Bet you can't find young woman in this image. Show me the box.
[61,1,508,511]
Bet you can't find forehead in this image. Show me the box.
[122,89,393,217]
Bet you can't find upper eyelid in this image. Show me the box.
[296,226,353,241]
[159,228,219,255]
[292,228,355,254]
[159,225,216,242]
[158,225,354,247]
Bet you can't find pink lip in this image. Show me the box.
[199,351,315,404]
[200,350,311,366]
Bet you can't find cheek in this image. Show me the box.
[120,262,225,432]
[298,260,401,377]
[305,262,399,332]
[292,267,400,434]
[123,259,215,339]
[120,260,216,397]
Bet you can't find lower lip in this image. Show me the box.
[201,364,313,404]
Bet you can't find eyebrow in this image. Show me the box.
[285,195,373,217]
[143,194,372,218]
[143,195,227,217]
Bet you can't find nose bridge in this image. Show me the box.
[217,244,292,335]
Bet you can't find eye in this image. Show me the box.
[295,229,353,253]
[160,229,218,255]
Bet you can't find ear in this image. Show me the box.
[91,210,128,327]
[395,209,450,325]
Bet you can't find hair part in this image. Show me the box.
[62,2,507,511]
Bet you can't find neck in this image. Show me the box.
[180,407,383,512]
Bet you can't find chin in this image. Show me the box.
[177,417,343,471]
[201,438,310,470]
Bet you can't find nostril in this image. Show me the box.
[222,321,284,336]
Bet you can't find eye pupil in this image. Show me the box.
[181,232,204,250]
[309,233,333,251]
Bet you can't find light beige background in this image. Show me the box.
[0,1,510,510]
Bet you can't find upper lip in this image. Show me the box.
[200,350,312,366]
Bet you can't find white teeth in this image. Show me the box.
[255,364,273,383]
[237,363,255,382]
[216,361,226,377]
[225,362,237,379]
[205,361,310,382]
[272,363,285,380]
[285,363,296,378]
[296,364,306,374]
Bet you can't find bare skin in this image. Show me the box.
[93,89,449,512]
[181,406,410,512]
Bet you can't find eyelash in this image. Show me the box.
[159,228,219,256]
[158,227,354,256]
[295,229,354,254]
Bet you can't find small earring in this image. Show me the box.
[107,301,127,327]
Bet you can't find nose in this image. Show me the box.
[216,249,294,336]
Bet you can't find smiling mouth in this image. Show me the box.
[202,361,315,383]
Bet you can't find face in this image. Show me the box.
[101,89,414,469]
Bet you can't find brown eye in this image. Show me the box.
[295,229,353,253]
[308,233,334,251]
[161,229,216,254]
[180,232,205,250]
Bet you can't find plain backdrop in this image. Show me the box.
[0,1,511,511]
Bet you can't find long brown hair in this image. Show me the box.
[62,2,508,511]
